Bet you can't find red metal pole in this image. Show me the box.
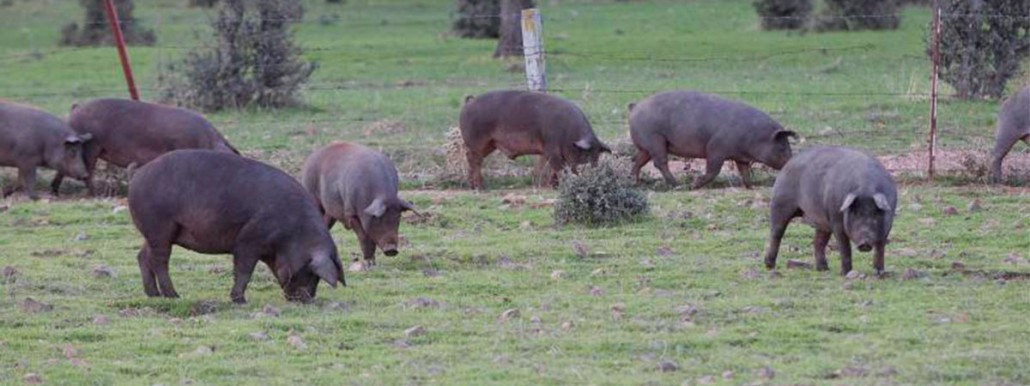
[102,0,140,100]
[927,0,941,180]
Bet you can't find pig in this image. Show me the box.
[459,90,611,189]
[629,90,796,189]
[0,101,92,200]
[128,150,344,304]
[301,142,419,266]
[991,86,1030,184]
[51,98,239,196]
[763,147,897,276]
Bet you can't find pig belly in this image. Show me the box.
[493,132,542,159]
[801,212,832,232]
[172,218,239,254]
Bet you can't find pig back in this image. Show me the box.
[130,150,322,252]
[632,91,780,149]
[70,99,234,166]
[304,142,400,220]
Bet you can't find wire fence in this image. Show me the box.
[0,4,1025,177]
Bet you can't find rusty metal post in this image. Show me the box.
[927,0,941,179]
[103,0,140,100]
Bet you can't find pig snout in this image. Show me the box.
[856,243,873,252]
[382,244,399,256]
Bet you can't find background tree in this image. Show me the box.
[753,0,812,30]
[815,0,900,31]
[932,0,1030,99]
[60,0,155,46]
[493,0,534,58]
[453,0,500,38]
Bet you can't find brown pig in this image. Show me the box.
[991,86,1029,184]
[0,101,92,200]
[302,142,418,266]
[128,150,344,304]
[51,98,239,195]
[459,90,611,189]
[629,90,795,189]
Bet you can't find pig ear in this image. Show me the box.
[364,197,386,218]
[873,193,891,212]
[627,102,637,112]
[399,199,422,218]
[309,251,344,288]
[463,95,475,104]
[78,133,93,142]
[574,139,591,150]
[64,135,83,144]
[774,130,797,141]
[839,193,858,213]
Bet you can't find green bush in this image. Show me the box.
[554,162,649,226]
[933,0,1030,99]
[753,0,812,30]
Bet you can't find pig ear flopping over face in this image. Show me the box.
[364,197,386,218]
[309,250,345,288]
[399,199,423,218]
[839,193,858,213]
[574,139,592,150]
[873,193,891,212]
[65,133,92,144]
[774,130,797,142]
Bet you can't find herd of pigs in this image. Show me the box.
[0,85,1027,303]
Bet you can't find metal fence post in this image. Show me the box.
[103,0,140,100]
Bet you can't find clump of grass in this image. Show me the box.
[554,160,649,226]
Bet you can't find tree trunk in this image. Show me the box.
[493,0,533,58]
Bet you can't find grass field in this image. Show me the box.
[1,0,1029,384]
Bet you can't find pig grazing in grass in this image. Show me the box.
[629,90,795,189]
[991,86,1030,184]
[763,147,897,276]
[459,90,611,189]
[0,101,92,200]
[51,98,239,195]
[302,142,419,266]
[128,150,344,304]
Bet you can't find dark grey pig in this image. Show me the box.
[52,98,239,195]
[629,90,795,189]
[764,147,897,276]
[128,150,344,304]
[459,90,611,189]
[302,142,419,266]
[991,86,1029,184]
[0,101,92,199]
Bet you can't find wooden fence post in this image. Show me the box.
[521,8,546,92]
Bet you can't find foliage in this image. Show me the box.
[932,0,1030,99]
[554,162,649,226]
[160,0,315,111]
[187,0,218,7]
[59,0,155,46]
[752,0,812,30]
[452,0,500,38]
[815,0,900,31]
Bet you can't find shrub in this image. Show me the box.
[554,161,650,226]
[932,0,1030,99]
[815,0,900,31]
[60,0,155,46]
[187,0,218,7]
[452,0,500,38]
[159,0,315,111]
[753,0,813,30]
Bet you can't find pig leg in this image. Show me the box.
[18,166,39,200]
[229,249,262,304]
[150,245,179,298]
[990,132,1022,184]
[546,153,564,188]
[832,228,853,275]
[324,214,337,230]
[873,243,885,277]
[466,143,494,190]
[631,149,652,183]
[763,201,798,270]
[691,156,725,190]
[734,161,753,189]
[50,171,64,196]
[812,230,831,271]
[649,146,678,186]
[136,245,160,297]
